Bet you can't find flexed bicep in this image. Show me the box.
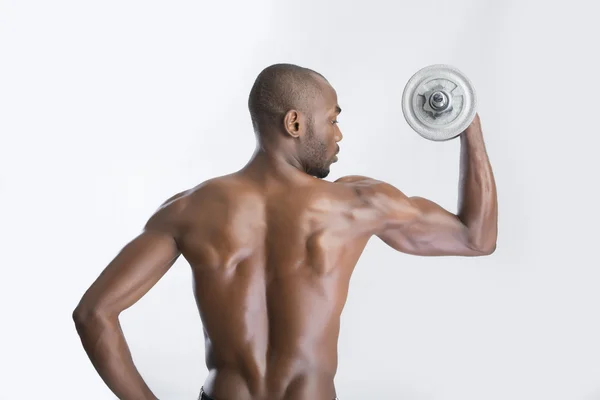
[336,176,491,257]
[377,195,486,257]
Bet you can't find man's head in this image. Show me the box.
[248,63,343,179]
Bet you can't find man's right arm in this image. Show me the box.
[337,114,497,257]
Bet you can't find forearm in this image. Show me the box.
[74,313,158,400]
[457,119,498,252]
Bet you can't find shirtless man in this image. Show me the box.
[73,63,498,400]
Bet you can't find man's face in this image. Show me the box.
[300,82,343,179]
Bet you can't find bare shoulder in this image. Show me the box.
[334,175,376,185]
[331,175,425,231]
[144,187,193,235]
[145,174,242,234]
[183,174,249,202]
[333,175,409,202]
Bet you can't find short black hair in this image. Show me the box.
[248,63,327,132]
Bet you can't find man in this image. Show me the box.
[73,63,498,400]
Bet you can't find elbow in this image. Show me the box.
[72,307,90,328]
[72,304,114,331]
[474,242,496,256]
[72,306,93,331]
[465,237,496,256]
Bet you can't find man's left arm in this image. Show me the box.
[72,192,188,399]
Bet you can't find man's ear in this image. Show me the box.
[283,110,302,138]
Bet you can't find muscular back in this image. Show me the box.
[175,173,373,400]
[73,160,494,400]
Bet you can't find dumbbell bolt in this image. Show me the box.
[430,91,449,110]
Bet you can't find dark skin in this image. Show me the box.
[73,75,497,400]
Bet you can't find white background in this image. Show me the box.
[1,0,599,399]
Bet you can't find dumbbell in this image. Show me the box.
[401,64,477,141]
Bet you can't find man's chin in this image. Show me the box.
[308,167,330,179]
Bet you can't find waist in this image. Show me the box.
[202,366,337,400]
[206,339,339,378]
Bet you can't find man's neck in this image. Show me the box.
[241,147,315,185]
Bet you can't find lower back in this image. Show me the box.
[193,262,342,399]
[203,363,337,400]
